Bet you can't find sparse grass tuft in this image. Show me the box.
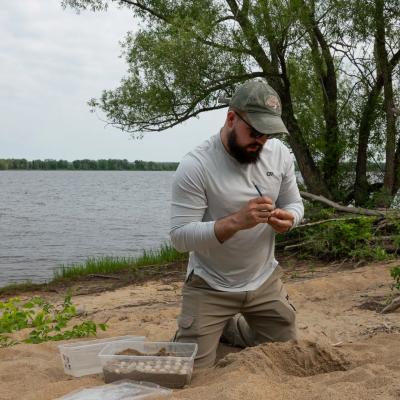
[52,243,187,280]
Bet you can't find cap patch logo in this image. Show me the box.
[266,95,280,111]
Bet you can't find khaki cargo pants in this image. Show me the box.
[174,266,297,369]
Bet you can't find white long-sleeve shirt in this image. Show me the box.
[170,133,304,292]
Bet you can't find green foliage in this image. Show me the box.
[390,266,400,291]
[309,218,377,260]
[279,216,394,261]
[0,294,107,347]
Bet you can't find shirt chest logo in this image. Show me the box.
[266,171,274,177]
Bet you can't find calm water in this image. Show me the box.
[0,171,175,286]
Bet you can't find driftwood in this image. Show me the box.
[88,274,121,280]
[283,240,315,251]
[300,191,385,217]
[381,296,400,314]
[297,217,366,228]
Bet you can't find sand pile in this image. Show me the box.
[214,340,350,377]
[171,335,400,400]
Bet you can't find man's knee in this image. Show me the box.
[245,298,298,344]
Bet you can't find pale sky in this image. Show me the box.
[0,1,226,162]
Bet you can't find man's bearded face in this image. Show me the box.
[227,127,263,164]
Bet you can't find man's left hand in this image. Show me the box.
[267,209,294,233]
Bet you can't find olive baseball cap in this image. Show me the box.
[220,79,288,135]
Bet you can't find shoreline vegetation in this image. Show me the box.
[0,158,178,171]
[1,202,399,297]
[0,244,188,295]
[0,159,386,173]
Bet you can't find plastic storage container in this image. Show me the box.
[99,341,198,388]
[56,379,171,400]
[59,335,145,377]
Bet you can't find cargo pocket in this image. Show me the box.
[178,314,194,329]
[172,315,194,342]
[174,314,198,342]
[286,294,297,312]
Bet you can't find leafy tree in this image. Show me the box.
[63,0,400,206]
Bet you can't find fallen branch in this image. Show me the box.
[300,191,385,217]
[88,274,121,280]
[297,216,366,228]
[284,240,315,251]
[381,296,400,314]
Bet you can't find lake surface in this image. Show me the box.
[0,171,175,286]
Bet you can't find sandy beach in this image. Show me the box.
[1,260,399,400]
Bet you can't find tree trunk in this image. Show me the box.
[300,0,340,198]
[354,78,383,205]
[374,0,397,207]
[277,57,332,198]
[394,136,400,196]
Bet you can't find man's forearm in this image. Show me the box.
[170,197,274,252]
[170,213,241,252]
[170,212,242,252]
[169,220,221,253]
[214,213,242,243]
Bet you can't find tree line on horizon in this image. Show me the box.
[1,157,386,175]
[0,158,179,171]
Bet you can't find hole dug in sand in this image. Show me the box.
[215,340,350,377]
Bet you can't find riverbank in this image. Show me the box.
[1,259,399,399]
[0,244,187,296]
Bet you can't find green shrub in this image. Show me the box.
[0,293,107,347]
[278,216,392,261]
[391,266,400,291]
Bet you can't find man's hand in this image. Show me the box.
[235,196,275,230]
[267,208,294,233]
[214,197,274,243]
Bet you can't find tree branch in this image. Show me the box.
[118,0,168,22]
[297,216,369,228]
[225,0,275,77]
[300,191,385,216]
[381,296,400,314]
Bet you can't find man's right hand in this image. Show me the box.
[214,197,274,243]
[234,196,274,229]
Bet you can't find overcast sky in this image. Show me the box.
[0,1,226,162]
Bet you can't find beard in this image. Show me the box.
[227,128,263,164]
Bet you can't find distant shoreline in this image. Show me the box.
[0,159,178,171]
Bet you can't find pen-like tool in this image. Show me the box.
[253,181,273,221]
[252,181,263,197]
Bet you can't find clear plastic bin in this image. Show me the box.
[56,379,171,400]
[59,335,145,377]
[99,341,198,388]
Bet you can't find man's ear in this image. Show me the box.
[227,110,236,128]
